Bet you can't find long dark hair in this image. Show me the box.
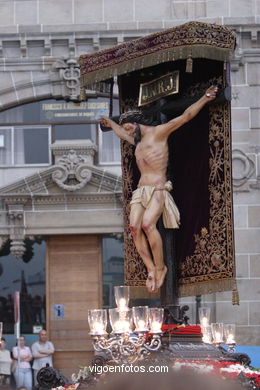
[119,110,158,145]
[134,124,141,145]
[119,110,158,127]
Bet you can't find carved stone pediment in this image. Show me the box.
[0,163,122,198]
[51,140,97,165]
[0,137,122,198]
[51,150,92,192]
[0,161,123,250]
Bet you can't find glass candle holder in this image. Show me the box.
[114,286,130,311]
[109,308,132,334]
[211,322,224,345]
[199,307,211,327]
[201,324,212,344]
[133,306,149,332]
[224,324,236,345]
[88,309,107,336]
[149,308,164,334]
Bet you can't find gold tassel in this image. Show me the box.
[79,86,86,101]
[186,55,193,73]
[232,280,239,305]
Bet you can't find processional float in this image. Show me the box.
[22,24,258,390]
[79,21,237,323]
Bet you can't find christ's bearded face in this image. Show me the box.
[122,122,136,136]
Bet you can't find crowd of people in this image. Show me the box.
[0,329,54,390]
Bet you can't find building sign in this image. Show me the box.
[33,325,43,334]
[138,71,179,107]
[40,102,109,122]
[54,304,64,319]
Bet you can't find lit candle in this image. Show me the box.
[118,298,127,310]
[121,320,130,332]
[201,317,208,327]
[93,322,105,334]
[114,320,122,332]
[215,331,222,343]
[136,320,146,331]
[202,335,211,343]
[226,334,235,344]
[150,321,162,333]
[114,320,130,333]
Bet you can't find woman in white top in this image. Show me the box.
[0,337,12,386]
[12,336,33,390]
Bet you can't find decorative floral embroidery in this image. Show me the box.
[80,22,236,85]
[123,77,235,296]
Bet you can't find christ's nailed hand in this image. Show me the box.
[98,116,111,127]
[205,85,218,101]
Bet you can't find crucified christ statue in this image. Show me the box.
[100,85,218,292]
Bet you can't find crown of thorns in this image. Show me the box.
[119,110,144,125]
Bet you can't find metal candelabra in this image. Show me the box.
[88,286,164,364]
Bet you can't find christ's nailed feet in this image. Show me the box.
[146,270,157,292]
[155,266,167,289]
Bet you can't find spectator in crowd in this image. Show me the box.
[12,336,32,390]
[18,387,28,390]
[31,329,54,385]
[0,337,12,387]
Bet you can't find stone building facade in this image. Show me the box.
[0,0,259,374]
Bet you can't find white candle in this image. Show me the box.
[201,317,208,327]
[118,298,127,310]
[114,320,130,333]
[151,321,162,333]
[93,322,105,334]
[121,320,130,332]
[226,334,235,344]
[215,331,222,343]
[114,320,123,332]
[137,320,146,330]
[202,335,211,343]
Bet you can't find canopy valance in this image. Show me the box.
[79,21,236,88]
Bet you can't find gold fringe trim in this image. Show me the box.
[80,45,232,87]
[232,279,240,305]
[178,278,234,297]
